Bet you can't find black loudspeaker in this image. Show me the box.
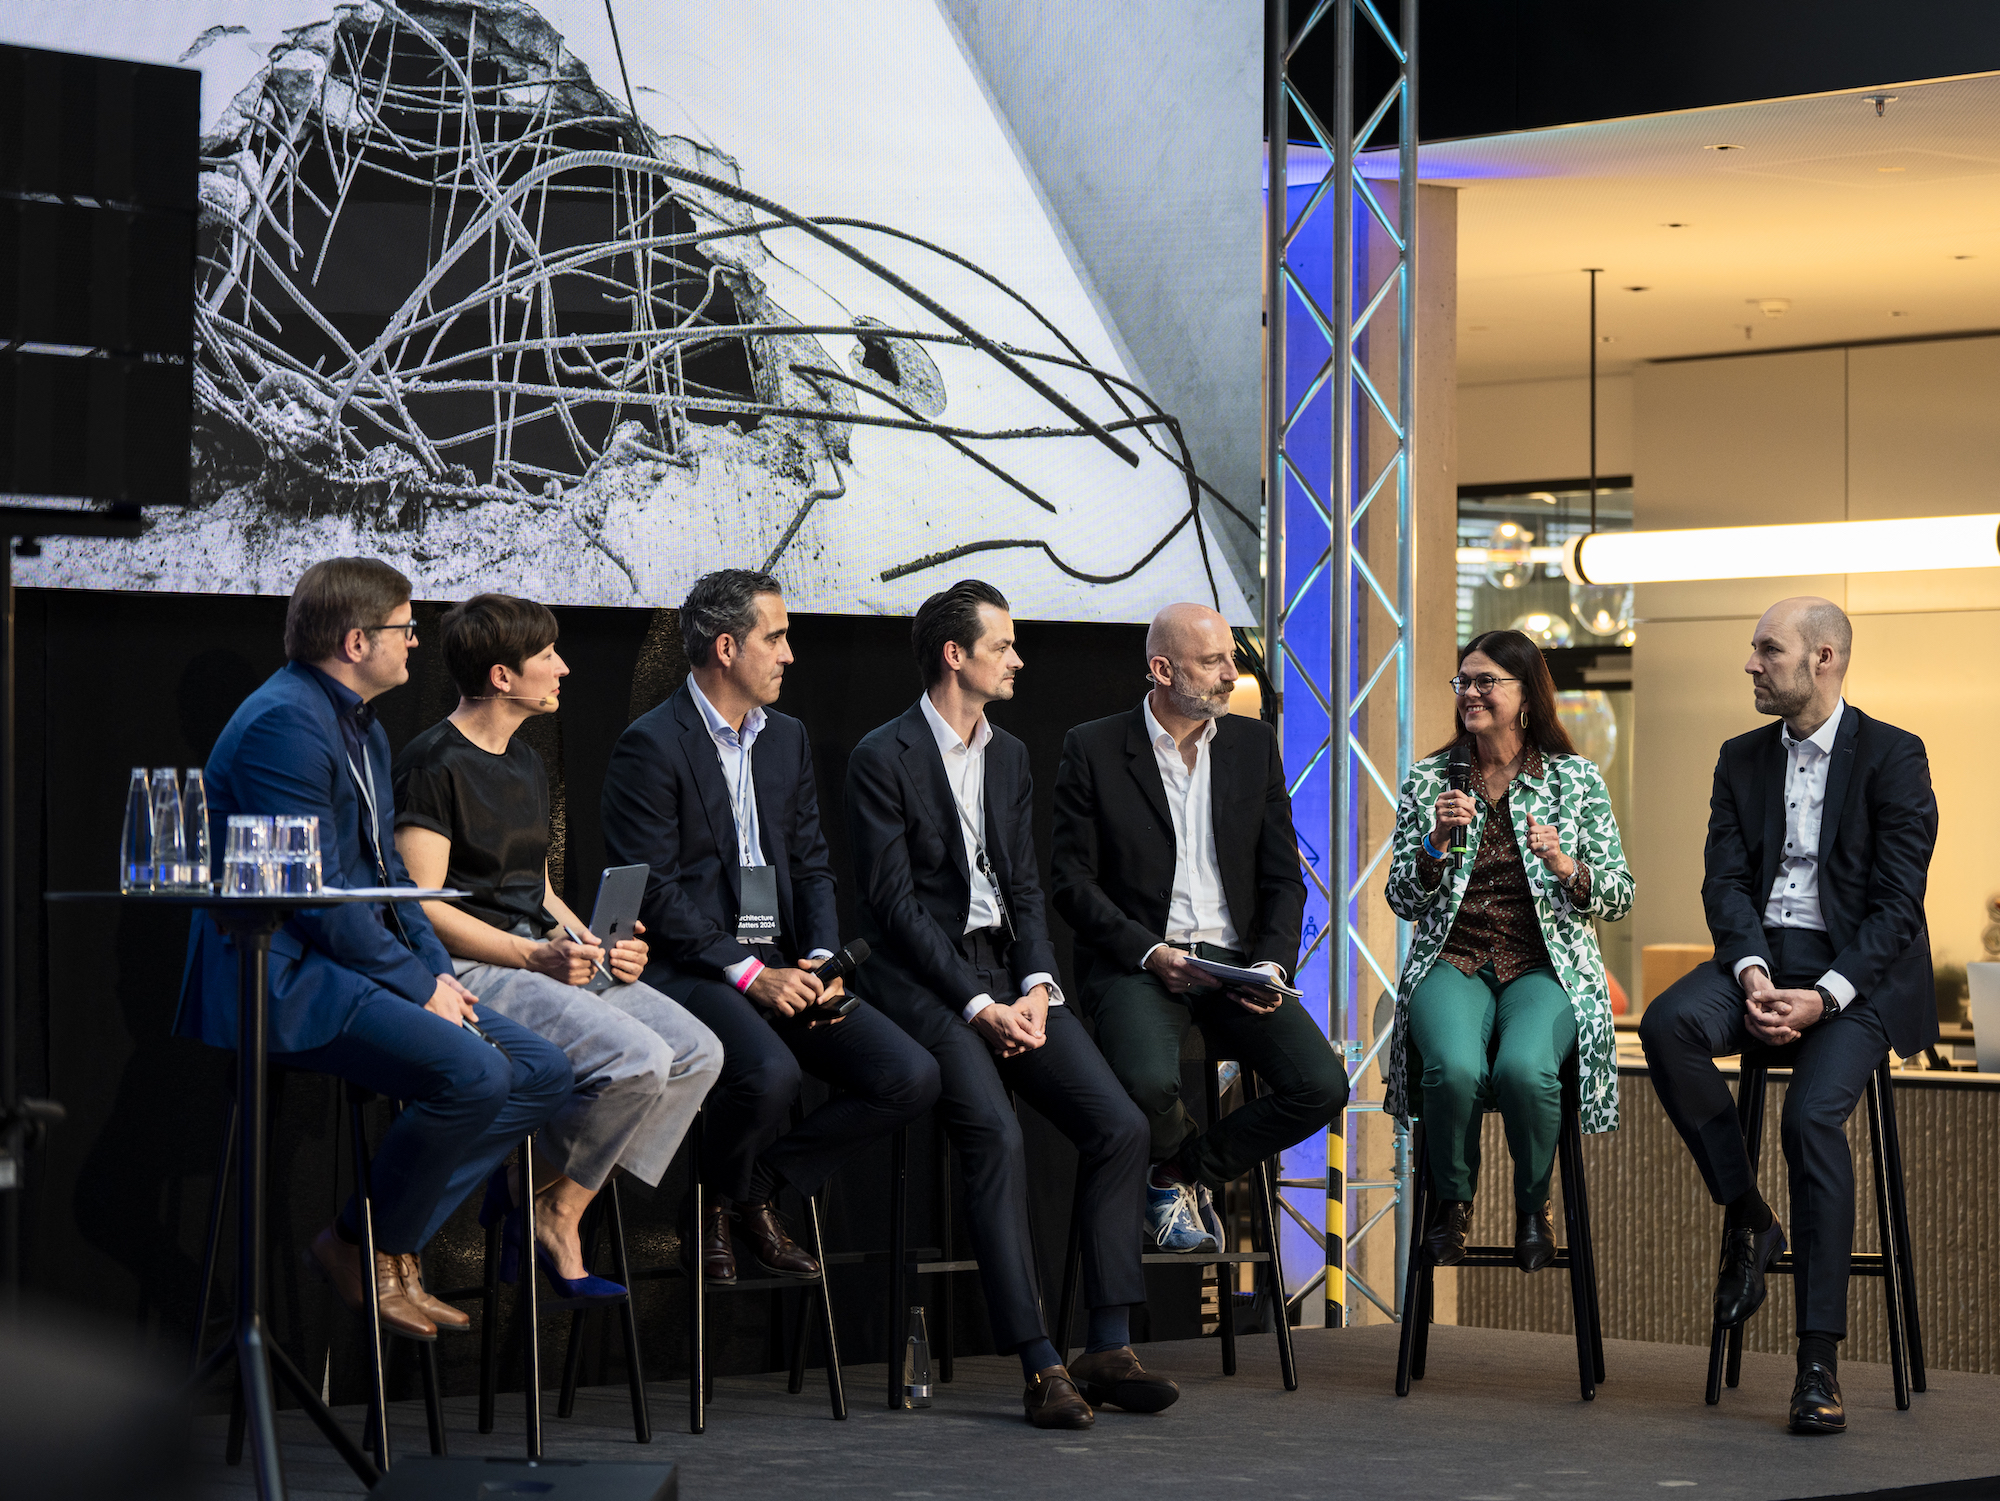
[0,43,198,504]
[368,1458,677,1500]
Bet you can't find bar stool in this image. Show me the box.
[190,1076,447,1477]
[1395,1056,1604,1401]
[882,1089,1045,1407]
[1050,1046,1298,1390]
[1703,1054,1924,1410]
[624,1107,846,1434]
[553,1177,650,1441]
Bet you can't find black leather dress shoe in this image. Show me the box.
[1788,1362,1845,1434]
[1425,1200,1474,1265]
[1714,1218,1786,1327]
[1514,1202,1557,1272]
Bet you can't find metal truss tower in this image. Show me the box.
[1263,0,1418,1327]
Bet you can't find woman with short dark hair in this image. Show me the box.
[1384,630,1632,1270]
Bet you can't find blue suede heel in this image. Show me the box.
[533,1242,627,1307]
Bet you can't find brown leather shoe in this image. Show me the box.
[734,1201,820,1279]
[306,1225,436,1341]
[1023,1365,1095,1429]
[697,1201,737,1284]
[397,1254,470,1333]
[1065,1345,1180,1413]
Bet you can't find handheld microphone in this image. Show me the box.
[1446,742,1476,865]
[802,940,869,1020]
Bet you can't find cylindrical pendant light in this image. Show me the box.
[1563,514,2000,585]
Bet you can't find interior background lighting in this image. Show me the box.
[1563,514,2000,585]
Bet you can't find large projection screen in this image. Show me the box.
[1,1,1262,622]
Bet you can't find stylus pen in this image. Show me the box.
[561,924,616,986]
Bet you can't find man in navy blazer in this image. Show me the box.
[846,580,1168,1431]
[601,569,936,1284]
[1641,596,1938,1435]
[178,559,570,1341]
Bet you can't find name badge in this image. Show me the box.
[736,865,780,944]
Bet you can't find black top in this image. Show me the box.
[392,718,551,935]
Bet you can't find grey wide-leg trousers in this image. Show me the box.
[454,962,723,1191]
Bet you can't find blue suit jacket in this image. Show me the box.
[175,662,454,1053]
[601,680,840,981]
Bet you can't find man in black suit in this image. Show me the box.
[846,579,1171,1431]
[1052,603,1347,1254]
[602,569,938,1284]
[1640,596,1937,1435]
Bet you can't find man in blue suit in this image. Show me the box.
[178,558,571,1341]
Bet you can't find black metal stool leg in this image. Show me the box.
[604,1178,651,1442]
[887,1125,909,1410]
[1557,1112,1595,1401]
[519,1138,543,1458]
[1255,1144,1298,1391]
[1877,1060,1925,1393]
[803,1187,847,1420]
[1568,1121,1606,1383]
[556,1198,596,1420]
[936,1115,957,1383]
[418,1341,447,1456]
[478,1207,501,1433]
[349,1094,392,1474]
[1054,1171,1085,1368]
[1395,1122,1429,1397]
[191,1097,239,1378]
[688,1118,706,1435]
[1865,1073,1912,1411]
[788,1288,812,1395]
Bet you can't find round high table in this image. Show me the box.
[47,888,464,1501]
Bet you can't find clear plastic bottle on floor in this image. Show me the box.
[902,1305,932,1409]
[120,768,154,893]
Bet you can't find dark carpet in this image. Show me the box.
[188,1324,2000,1500]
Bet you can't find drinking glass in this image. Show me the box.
[151,768,189,890]
[223,815,276,896]
[119,768,154,893]
[273,815,322,896]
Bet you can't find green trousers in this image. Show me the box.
[1404,962,1576,1214]
[1090,945,1349,1190]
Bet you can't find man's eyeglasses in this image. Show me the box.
[362,622,419,641]
[1449,673,1518,696]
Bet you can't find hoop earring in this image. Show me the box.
[1519,708,1529,730]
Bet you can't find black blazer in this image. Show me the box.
[845,699,1061,1013]
[601,680,839,981]
[1701,704,1938,1055]
[1051,701,1305,996]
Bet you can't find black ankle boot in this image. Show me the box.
[1514,1202,1557,1272]
[1424,1199,1474,1265]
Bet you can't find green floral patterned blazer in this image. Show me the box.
[1384,747,1634,1135]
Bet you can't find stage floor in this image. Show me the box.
[189,1324,2000,1500]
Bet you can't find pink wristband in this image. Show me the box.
[732,957,765,993]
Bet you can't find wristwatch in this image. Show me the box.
[1812,984,1838,1020]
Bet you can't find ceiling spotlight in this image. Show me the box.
[1599,334,1617,344]
[1661,222,1691,229]
[1865,94,1899,116]
[1954,254,1976,261]
[1704,143,1744,151]
[1623,285,1650,292]
[1748,298,1791,318]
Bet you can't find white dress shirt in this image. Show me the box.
[1732,697,1855,1010]
[687,678,828,991]
[1137,698,1284,981]
[919,693,1058,1022]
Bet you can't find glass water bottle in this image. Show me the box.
[901,1305,933,1409]
[183,768,211,891]
[151,768,188,890]
[119,768,154,893]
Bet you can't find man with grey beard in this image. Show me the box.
[1640,596,1936,1435]
[1052,603,1347,1255]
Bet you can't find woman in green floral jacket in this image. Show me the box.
[1385,630,1632,1272]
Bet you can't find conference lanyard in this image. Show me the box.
[341,741,414,949]
[950,746,1015,942]
[722,731,781,944]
